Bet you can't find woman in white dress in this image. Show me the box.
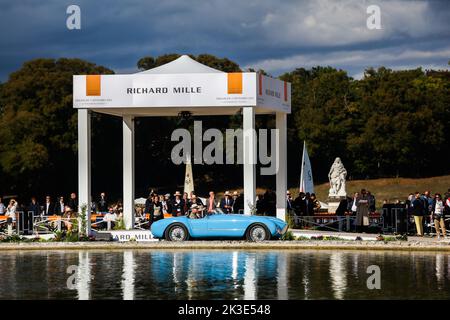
[6,199,18,222]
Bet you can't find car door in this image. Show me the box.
[187,216,209,237]
[206,213,248,237]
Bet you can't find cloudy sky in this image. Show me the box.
[0,0,449,81]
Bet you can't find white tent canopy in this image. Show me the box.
[74,55,291,232]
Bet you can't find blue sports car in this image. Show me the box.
[150,212,288,242]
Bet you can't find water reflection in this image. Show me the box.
[77,251,91,300]
[243,254,256,300]
[436,254,444,290]
[122,251,136,300]
[277,253,288,300]
[329,252,347,300]
[0,250,450,300]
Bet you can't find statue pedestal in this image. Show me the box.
[326,196,345,214]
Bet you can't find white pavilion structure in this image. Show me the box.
[73,55,291,233]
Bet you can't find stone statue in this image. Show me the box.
[328,157,347,197]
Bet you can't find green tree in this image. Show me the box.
[0,58,113,195]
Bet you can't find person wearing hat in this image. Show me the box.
[190,193,204,207]
[162,193,172,215]
[172,191,185,217]
[286,190,293,213]
[220,191,234,214]
[231,191,244,214]
[189,203,204,219]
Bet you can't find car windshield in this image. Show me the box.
[187,208,224,219]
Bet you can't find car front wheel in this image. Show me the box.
[246,224,270,242]
[165,224,189,241]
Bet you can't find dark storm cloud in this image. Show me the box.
[0,0,449,81]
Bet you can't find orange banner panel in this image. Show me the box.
[227,73,242,94]
[86,75,101,96]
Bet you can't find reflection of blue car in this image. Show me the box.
[150,213,288,242]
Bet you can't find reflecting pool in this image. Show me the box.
[0,250,449,299]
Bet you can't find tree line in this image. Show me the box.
[0,54,448,200]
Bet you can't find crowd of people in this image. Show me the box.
[0,189,247,230]
[404,190,450,239]
[142,190,245,224]
[2,187,449,237]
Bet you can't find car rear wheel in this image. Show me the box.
[165,224,189,241]
[246,224,270,242]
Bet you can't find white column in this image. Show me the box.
[78,109,91,235]
[276,112,287,221]
[243,107,256,215]
[123,115,135,230]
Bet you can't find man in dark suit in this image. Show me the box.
[220,191,234,214]
[68,192,78,211]
[28,197,40,217]
[171,191,185,217]
[97,192,108,213]
[55,196,65,216]
[232,191,244,214]
[43,195,55,216]
[293,192,307,227]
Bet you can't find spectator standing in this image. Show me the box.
[421,191,433,235]
[6,199,18,222]
[232,191,244,214]
[144,192,153,218]
[411,192,425,236]
[55,196,65,216]
[162,193,172,215]
[220,191,234,214]
[432,193,446,239]
[335,197,348,232]
[350,192,359,215]
[355,189,370,233]
[206,191,217,215]
[367,191,376,213]
[293,192,307,227]
[28,197,40,217]
[183,192,190,213]
[286,191,293,213]
[149,194,164,225]
[97,192,108,213]
[311,193,321,213]
[68,192,78,211]
[445,192,450,217]
[190,194,204,207]
[0,197,5,215]
[172,191,185,217]
[43,196,55,216]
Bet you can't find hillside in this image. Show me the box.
[302,175,450,209]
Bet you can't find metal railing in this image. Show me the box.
[292,214,383,232]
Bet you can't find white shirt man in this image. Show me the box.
[0,199,5,215]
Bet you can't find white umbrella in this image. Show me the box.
[134,197,147,205]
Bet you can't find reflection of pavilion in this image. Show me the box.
[329,252,347,300]
[122,250,136,300]
[77,251,91,300]
[277,253,288,300]
[244,254,257,300]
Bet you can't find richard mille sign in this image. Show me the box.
[73,72,291,113]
